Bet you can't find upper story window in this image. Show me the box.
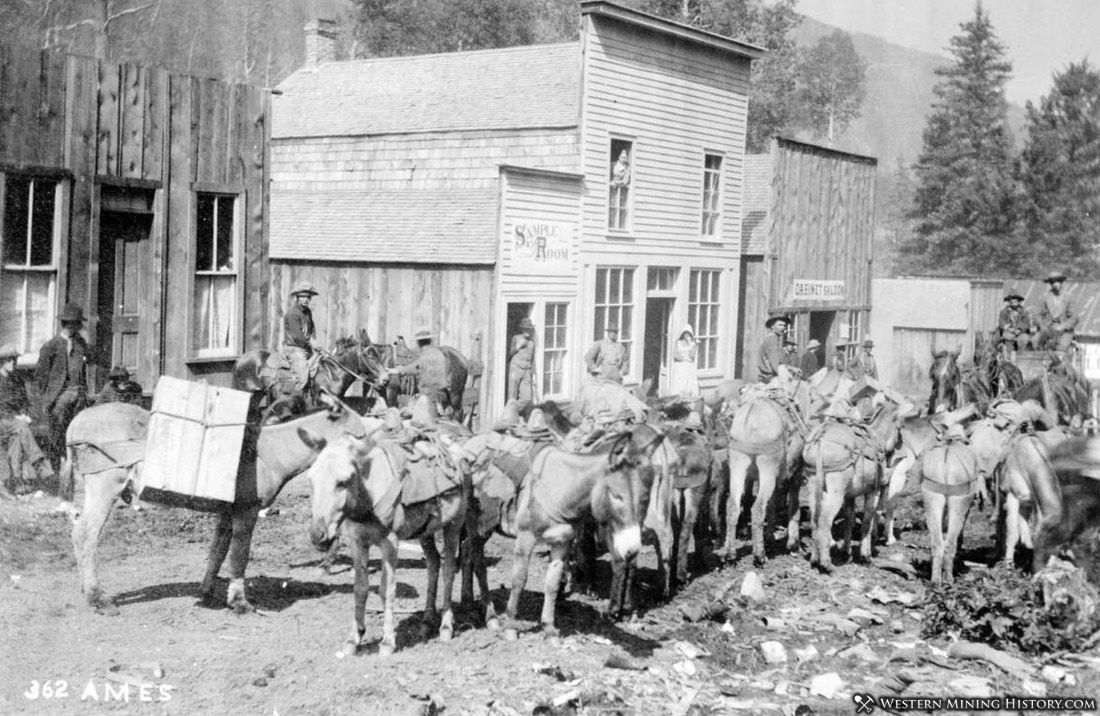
[0,176,62,355]
[608,139,633,231]
[702,153,723,238]
[192,193,239,356]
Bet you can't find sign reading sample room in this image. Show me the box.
[509,222,573,276]
[792,279,845,301]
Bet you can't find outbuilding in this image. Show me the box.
[0,42,271,391]
[270,1,761,422]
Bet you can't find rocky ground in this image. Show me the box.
[1,477,1099,716]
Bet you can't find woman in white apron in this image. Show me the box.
[669,324,700,397]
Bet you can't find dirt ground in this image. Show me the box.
[2,476,1100,716]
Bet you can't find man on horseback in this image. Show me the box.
[1036,270,1077,352]
[998,291,1031,352]
[283,282,322,390]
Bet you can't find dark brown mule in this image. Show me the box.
[68,393,366,613]
[665,423,715,587]
[503,431,653,637]
[928,349,963,414]
[375,342,470,420]
[300,427,468,656]
[232,333,386,418]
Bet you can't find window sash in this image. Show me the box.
[594,267,634,376]
[702,154,722,237]
[193,193,240,355]
[608,139,633,232]
[1,177,60,354]
[542,302,568,397]
[688,269,720,370]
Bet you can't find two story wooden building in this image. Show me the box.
[0,42,270,391]
[270,1,760,421]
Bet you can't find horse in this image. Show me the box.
[68,392,366,613]
[376,341,470,420]
[722,370,810,566]
[915,429,979,584]
[665,422,715,587]
[1042,436,1100,574]
[232,332,387,418]
[299,424,469,656]
[803,398,908,572]
[928,349,962,414]
[503,430,653,637]
[1014,356,1091,426]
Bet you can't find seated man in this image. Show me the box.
[95,366,144,405]
[0,344,55,494]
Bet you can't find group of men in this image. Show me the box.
[0,304,143,494]
[998,270,1078,352]
[759,313,877,384]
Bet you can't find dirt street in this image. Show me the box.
[2,477,1098,716]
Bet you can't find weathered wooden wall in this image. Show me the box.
[736,255,767,380]
[768,138,877,312]
[269,262,493,368]
[0,45,269,387]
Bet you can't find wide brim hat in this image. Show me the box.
[413,327,433,342]
[605,321,620,333]
[108,365,130,379]
[764,314,790,329]
[290,281,318,296]
[513,408,552,438]
[1043,270,1067,283]
[0,344,19,361]
[1003,291,1025,302]
[806,339,822,350]
[518,318,535,332]
[862,340,874,348]
[58,303,86,323]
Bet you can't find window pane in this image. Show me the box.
[609,269,620,302]
[30,181,55,266]
[622,268,633,302]
[3,177,29,265]
[192,274,235,351]
[0,271,53,353]
[196,195,216,272]
[215,197,234,270]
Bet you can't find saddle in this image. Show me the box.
[376,429,462,506]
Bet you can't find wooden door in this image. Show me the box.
[97,210,152,386]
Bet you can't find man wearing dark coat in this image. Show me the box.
[95,366,144,405]
[0,344,54,493]
[35,303,93,469]
[998,291,1031,351]
[388,328,451,413]
[283,281,321,390]
[758,314,789,383]
[799,339,824,377]
[1035,271,1078,352]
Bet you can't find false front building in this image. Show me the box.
[270,1,760,421]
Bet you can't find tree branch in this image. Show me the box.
[104,2,154,28]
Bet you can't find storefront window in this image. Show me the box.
[594,266,634,375]
[542,303,568,396]
[688,269,720,369]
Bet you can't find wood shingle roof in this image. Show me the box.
[270,188,499,264]
[273,43,581,139]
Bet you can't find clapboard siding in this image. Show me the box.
[268,261,492,366]
[580,16,749,259]
[0,45,269,387]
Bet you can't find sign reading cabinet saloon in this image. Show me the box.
[509,222,574,275]
[792,279,845,301]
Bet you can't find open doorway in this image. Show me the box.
[809,311,835,348]
[642,297,673,396]
[503,302,534,406]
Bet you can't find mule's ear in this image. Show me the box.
[359,328,372,345]
[608,434,633,469]
[298,427,327,451]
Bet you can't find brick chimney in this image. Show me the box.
[304,18,337,67]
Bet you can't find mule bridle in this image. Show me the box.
[319,349,385,394]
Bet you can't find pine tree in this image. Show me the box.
[900,3,1023,276]
[1018,60,1100,277]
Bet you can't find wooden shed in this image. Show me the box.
[0,44,270,390]
[738,137,877,380]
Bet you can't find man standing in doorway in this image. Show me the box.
[508,318,536,407]
[758,314,789,383]
[283,281,321,390]
[36,303,92,476]
[1036,271,1077,352]
[585,322,627,383]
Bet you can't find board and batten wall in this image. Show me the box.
[577,13,750,385]
[0,45,270,388]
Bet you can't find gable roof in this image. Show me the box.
[741,153,772,255]
[270,188,498,264]
[273,43,581,139]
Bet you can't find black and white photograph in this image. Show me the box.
[1,0,1100,713]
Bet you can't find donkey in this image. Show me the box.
[504,433,652,637]
[300,427,468,656]
[68,392,366,613]
[915,427,979,584]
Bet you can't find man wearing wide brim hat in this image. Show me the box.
[0,343,54,494]
[998,290,1031,352]
[758,313,790,384]
[388,326,451,415]
[283,281,321,391]
[95,365,144,406]
[847,338,878,382]
[799,338,824,377]
[1036,270,1077,352]
[35,303,92,487]
[512,408,554,442]
[584,320,627,384]
[507,318,536,407]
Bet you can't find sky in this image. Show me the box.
[793,0,1100,106]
